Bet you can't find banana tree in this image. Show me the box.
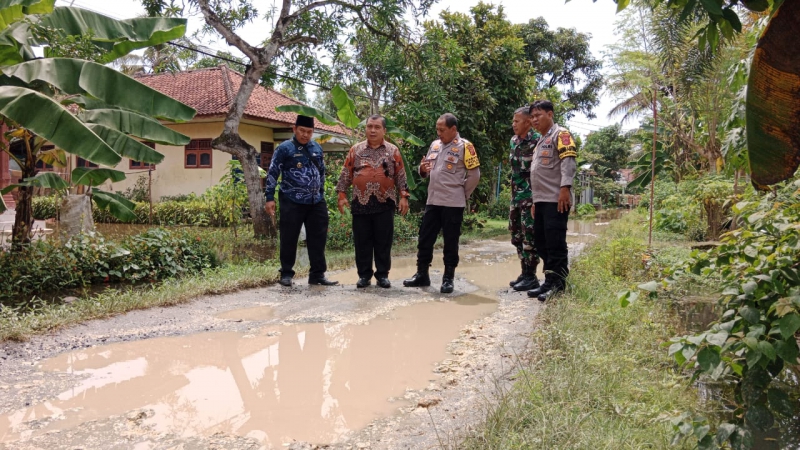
[745,0,800,188]
[276,86,425,191]
[0,0,196,245]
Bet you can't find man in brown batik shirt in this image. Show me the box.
[336,114,410,289]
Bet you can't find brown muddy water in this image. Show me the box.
[0,299,496,447]
[0,215,614,448]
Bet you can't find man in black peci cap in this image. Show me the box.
[265,115,339,287]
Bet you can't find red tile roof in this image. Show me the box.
[135,66,348,135]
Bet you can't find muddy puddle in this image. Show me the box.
[0,298,496,447]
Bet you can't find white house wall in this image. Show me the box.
[106,121,275,202]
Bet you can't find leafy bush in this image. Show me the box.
[630,178,800,449]
[0,228,218,301]
[119,175,150,203]
[159,193,198,203]
[93,199,236,227]
[575,203,596,218]
[32,195,60,220]
[486,186,511,219]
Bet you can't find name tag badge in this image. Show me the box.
[445,155,458,163]
[294,153,303,157]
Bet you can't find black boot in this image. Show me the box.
[509,260,525,287]
[513,262,540,291]
[527,275,551,298]
[403,265,431,287]
[440,265,455,294]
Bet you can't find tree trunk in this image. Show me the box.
[11,161,35,247]
[12,185,33,247]
[241,147,274,238]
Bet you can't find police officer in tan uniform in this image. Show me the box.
[404,113,481,293]
[525,100,577,301]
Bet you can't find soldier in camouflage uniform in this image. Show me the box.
[508,107,541,291]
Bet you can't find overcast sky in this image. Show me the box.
[54,0,628,136]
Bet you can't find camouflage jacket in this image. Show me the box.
[509,129,540,203]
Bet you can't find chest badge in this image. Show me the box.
[297,162,303,168]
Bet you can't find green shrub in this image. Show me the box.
[0,228,218,302]
[31,195,60,220]
[486,187,511,219]
[93,199,236,227]
[575,203,596,218]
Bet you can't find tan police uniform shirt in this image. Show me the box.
[529,123,577,203]
[419,133,481,208]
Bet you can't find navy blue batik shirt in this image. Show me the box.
[265,137,326,205]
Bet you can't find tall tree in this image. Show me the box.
[391,3,530,204]
[153,0,429,239]
[581,124,631,180]
[517,17,603,119]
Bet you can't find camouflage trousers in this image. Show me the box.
[509,199,539,267]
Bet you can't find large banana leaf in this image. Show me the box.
[71,167,126,187]
[91,188,136,222]
[38,7,186,64]
[331,86,360,129]
[2,171,68,191]
[3,58,196,122]
[86,124,164,164]
[386,135,417,190]
[385,118,425,146]
[1,172,66,213]
[746,0,800,187]
[0,86,121,166]
[80,109,190,146]
[0,0,53,29]
[274,104,339,126]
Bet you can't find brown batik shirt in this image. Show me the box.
[336,140,409,215]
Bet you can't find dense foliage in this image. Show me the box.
[621,178,800,449]
[0,229,218,302]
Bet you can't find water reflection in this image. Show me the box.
[0,297,496,447]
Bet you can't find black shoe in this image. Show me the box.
[356,277,371,288]
[513,276,540,292]
[527,284,551,298]
[278,275,293,287]
[537,286,564,302]
[309,276,339,286]
[376,277,391,289]
[403,270,431,287]
[440,265,455,294]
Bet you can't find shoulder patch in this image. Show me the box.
[557,131,577,159]
[464,142,480,169]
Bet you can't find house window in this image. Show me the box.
[130,142,157,170]
[76,157,98,168]
[260,142,274,169]
[185,139,213,168]
[260,142,274,188]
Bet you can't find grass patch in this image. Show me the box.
[462,212,704,449]
[0,215,508,342]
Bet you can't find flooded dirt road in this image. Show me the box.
[0,220,607,450]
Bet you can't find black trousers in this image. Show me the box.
[416,205,464,268]
[533,202,569,288]
[278,194,329,279]
[352,208,395,279]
